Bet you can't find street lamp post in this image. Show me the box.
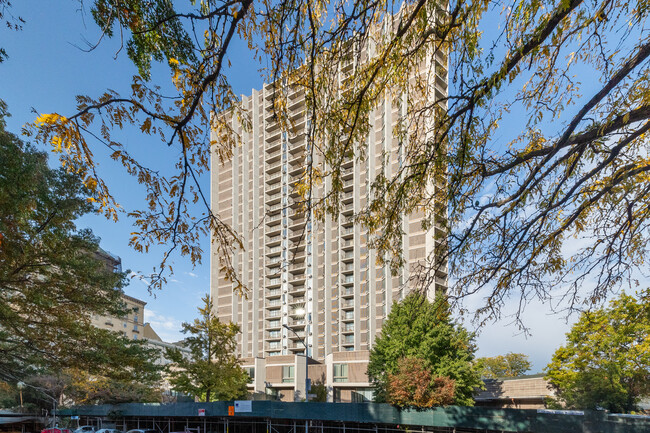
[283,324,309,400]
[17,382,57,427]
[16,382,24,411]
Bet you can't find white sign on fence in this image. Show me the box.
[234,400,252,413]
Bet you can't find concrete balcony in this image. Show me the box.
[265,299,282,308]
[288,296,305,307]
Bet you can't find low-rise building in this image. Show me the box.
[474,374,554,409]
[90,293,146,341]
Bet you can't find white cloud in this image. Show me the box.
[186,272,198,278]
[144,309,184,342]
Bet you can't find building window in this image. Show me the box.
[245,367,255,383]
[333,388,342,403]
[352,388,374,402]
[123,322,127,328]
[282,365,295,383]
[133,335,138,340]
[333,364,348,383]
[268,351,281,356]
[134,315,138,323]
[266,387,279,400]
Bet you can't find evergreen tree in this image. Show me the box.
[166,295,249,401]
[367,293,482,407]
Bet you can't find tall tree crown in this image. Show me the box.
[367,293,482,406]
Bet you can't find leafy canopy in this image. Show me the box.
[544,290,650,413]
[477,353,532,379]
[367,293,482,406]
[0,109,161,387]
[386,357,456,408]
[8,0,648,322]
[165,295,249,402]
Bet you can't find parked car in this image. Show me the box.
[96,429,123,433]
[126,429,158,433]
[73,426,96,433]
[42,428,72,433]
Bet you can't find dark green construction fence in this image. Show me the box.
[59,401,650,433]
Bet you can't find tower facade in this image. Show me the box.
[210,43,447,403]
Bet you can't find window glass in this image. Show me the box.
[282,365,295,383]
[352,388,373,402]
[333,364,348,382]
[245,367,255,383]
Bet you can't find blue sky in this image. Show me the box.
[0,0,584,372]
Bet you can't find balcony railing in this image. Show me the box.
[288,319,306,327]
[289,296,305,305]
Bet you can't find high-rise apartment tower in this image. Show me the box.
[211,35,447,403]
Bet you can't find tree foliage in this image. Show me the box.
[0,0,24,63]
[65,369,162,405]
[165,295,249,402]
[308,377,328,402]
[0,111,161,387]
[367,293,482,406]
[544,290,650,413]
[7,0,647,321]
[477,353,532,379]
[387,357,456,408]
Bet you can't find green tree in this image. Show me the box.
[545,290,650,413]
[0,107,161,388]
[367,293,482,406]
[308,377,328,402]
[477,353,532,379]
[66,369,162,405]
[165,295,249,402]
